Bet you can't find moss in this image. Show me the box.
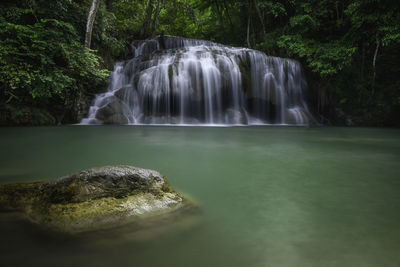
[0,182,44,211]
[168,64,174,91]
[0,166,196,233]
[28,193,184,233]
[238,58,252,97]
[168,64,174,81]
[284,60,289,87]
[0,182,187,233]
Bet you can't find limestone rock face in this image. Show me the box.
[0,166,195,233]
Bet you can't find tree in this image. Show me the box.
[140,0,155,38]
[150,0,162,37]
[85,0,101,48]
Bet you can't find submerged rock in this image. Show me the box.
[0,166,196,233]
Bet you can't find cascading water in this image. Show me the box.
[81,36,314,125]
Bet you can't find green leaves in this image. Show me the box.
[277,34,356,77]
[289,15,319,32]
[259,1,287,18]
[0,15,109,106]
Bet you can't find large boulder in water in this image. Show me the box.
[0,166,195,233]
[95,98,130,124]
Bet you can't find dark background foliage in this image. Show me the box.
[1,0,399,126]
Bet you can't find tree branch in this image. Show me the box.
[372,33,380,94]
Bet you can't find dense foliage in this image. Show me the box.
[0,0,399,126]
[0,0,112,124]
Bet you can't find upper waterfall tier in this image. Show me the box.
[81,36,314,125]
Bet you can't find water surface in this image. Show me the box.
[0,126,399,267]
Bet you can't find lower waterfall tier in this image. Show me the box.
[81,36,314,125]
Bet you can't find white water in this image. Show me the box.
[81,36,313,125]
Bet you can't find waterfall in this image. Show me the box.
[81,36,314,125]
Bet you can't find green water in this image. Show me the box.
[1,126,400,267]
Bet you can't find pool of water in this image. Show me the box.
[0,126,400,267]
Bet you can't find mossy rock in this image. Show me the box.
[0,166,197,233]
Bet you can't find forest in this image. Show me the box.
[1,0,399,126]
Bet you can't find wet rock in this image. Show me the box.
[0,166,196,233]
[96,99,130,124]
[113,87,131,100]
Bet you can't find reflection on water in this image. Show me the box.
[0,126,400,267]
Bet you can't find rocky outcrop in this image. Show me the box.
[0,166,196,233]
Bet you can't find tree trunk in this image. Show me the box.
[361,43,365,79]
[84,0,101,49]
[372,34,380,94]
[140,0,155,39]
[253,0,266,36]
[151,0,161,38]
[247,0,252,48]
[223,0,234,32]
[213,0,224,26]
[335,2,339,21]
